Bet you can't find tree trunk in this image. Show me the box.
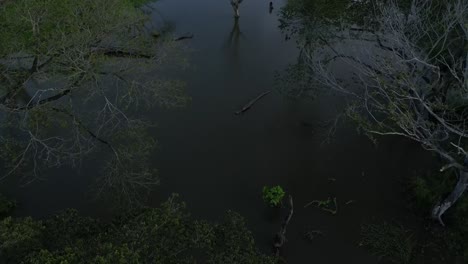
[273,195,293,257]
[432,169,468,226]
[231,0,241,18]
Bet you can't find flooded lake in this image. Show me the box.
[1,0,435,263]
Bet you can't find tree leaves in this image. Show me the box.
[0,195,277,264]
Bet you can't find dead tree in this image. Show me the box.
[230,0,243,18]
[295,0,468,225]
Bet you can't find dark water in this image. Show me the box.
[1,0,433,263]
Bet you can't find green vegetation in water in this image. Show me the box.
[262,186,286,207]
[0,194,277,264]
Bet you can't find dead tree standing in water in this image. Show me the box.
[230,0,243,18]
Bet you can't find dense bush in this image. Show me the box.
[0,194,277,264]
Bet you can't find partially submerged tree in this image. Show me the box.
[280,0,467,225]
[0,0,189,205]
[230,0,243,18]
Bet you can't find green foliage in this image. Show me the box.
[0,0,137,57]
[27,248,82,264]
[410,170,468,224]
[0,0,189,205]
[128,0,154,7]
[207,211,276,264]
[279,0,375,40]
[275,63,316,99]
[0,217,44,260]
[42,209,101,251]
[96,124,160,207]
[262,186,285,207]
[0,195,277,264]
[361,222,415,264]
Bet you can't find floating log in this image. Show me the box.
[174,33,194,41]
[235,90,271,115]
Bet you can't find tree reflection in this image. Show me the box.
[275,0,376,98]
[224,17,246,70]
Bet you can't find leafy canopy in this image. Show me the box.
[0,195,277,264]
[0,0,189,205]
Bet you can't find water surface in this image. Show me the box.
[2,0,432,263]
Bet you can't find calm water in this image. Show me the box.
[2,0,433,263]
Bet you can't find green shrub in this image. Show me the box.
[0,195,277,263]
[262,186,285,207]
[0,217,44,260]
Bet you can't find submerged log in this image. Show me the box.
[235,90,271,115]
[174,33,194,41]
[273,195,294,257]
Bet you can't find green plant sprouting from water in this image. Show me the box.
[262,186,285,207]
[304,197,338,215]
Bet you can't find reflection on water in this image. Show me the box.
[224,17,244,66]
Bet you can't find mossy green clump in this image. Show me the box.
[262,186,285,207]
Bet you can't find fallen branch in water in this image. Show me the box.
[273,195,293,257]
[235,90,271,115]
[174,33,194,41]
[304,197,338,215]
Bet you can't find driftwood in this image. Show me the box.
[235,90,271,115]
[174,33,194,41]
[273,195,294,257]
